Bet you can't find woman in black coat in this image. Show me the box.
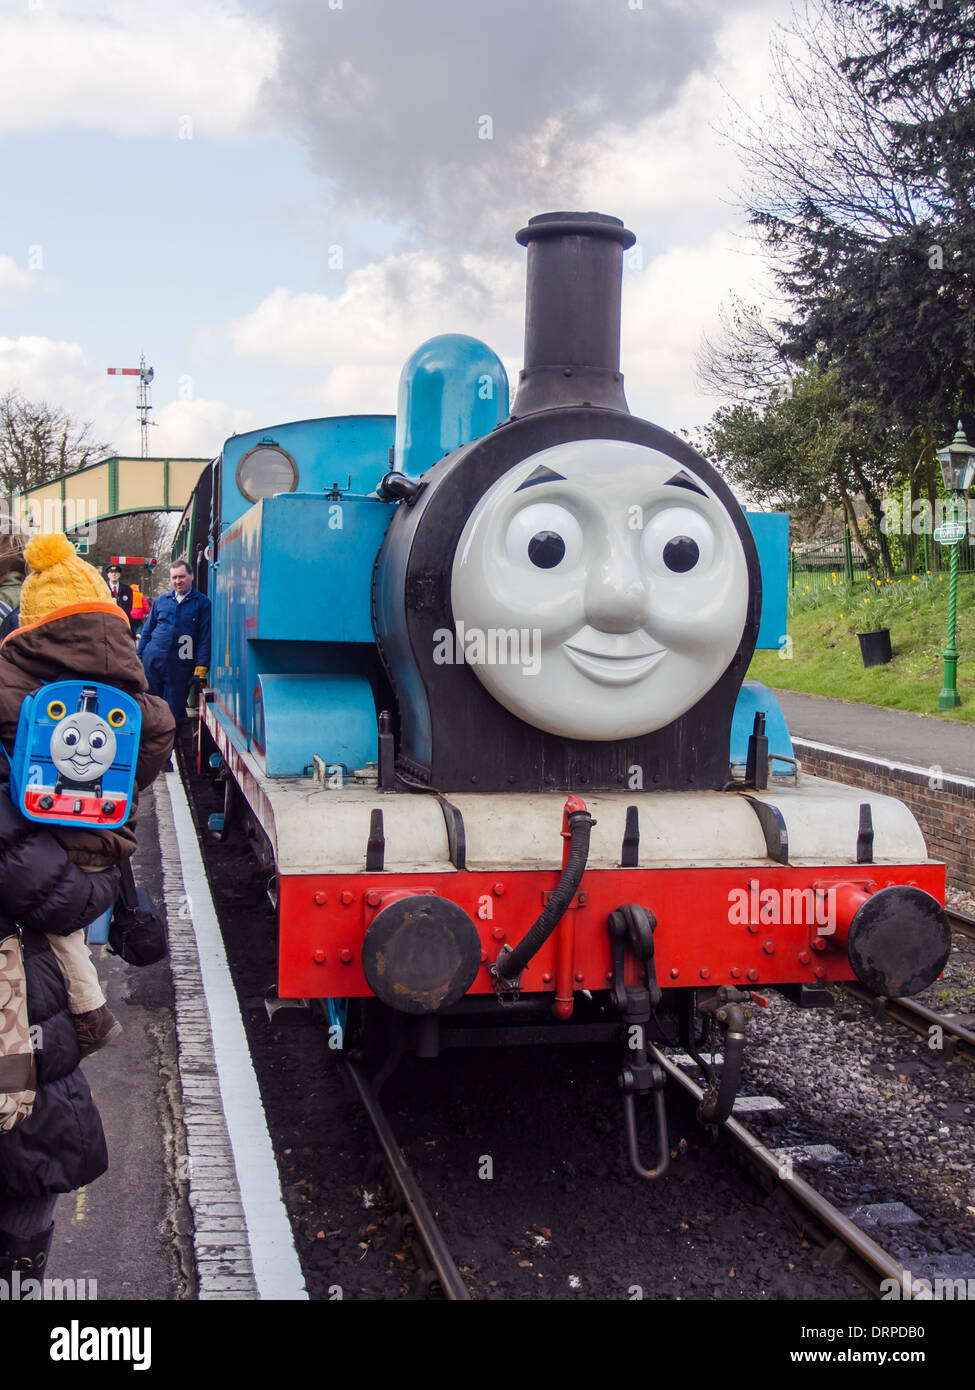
[0,788,120,1277]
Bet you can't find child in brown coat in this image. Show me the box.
[0,534,175,1053]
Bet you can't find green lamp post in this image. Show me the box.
[934,422,975,711]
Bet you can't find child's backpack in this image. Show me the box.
[9,681,141,831]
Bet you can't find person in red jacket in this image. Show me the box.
[129,581,150,634]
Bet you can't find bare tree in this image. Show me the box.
[718,0,975,569]
[696,296,795,406]
[722,0,931,258]
[0,390,111,497]
[87,512,176,600]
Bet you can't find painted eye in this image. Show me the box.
[90,731,107,750]
[662,536,699,573]
[62,727,80,747]
[641,507,715,577]
[528,532,565,569]
[506,504,583,571]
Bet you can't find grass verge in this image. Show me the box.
[747,569,975,721]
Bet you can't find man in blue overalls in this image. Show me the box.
[137,561,211,746]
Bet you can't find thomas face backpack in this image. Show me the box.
[8,681,141,831]
[7,679,166,966]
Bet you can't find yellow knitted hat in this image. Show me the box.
[19,533,113,626]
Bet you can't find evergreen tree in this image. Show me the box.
[777,1,975,433]
[726,0,974,568]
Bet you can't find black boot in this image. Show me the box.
[0,1224,54,1277]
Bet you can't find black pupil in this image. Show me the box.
[528,531,566,569]
[663,536,699,573]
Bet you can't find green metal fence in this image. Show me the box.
[790,527,975,591]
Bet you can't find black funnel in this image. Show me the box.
[511,211,636,417]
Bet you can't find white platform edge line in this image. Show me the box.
[791,737,975,790]
[161,767,308,1301]
[154,787,256,1297]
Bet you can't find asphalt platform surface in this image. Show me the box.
[51,786,192,1300]
[772,689,975,780]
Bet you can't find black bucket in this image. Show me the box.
[856,627,892,668]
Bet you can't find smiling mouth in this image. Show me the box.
[563,630,665,685]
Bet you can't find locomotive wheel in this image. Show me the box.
[247,818,276,873]
[208,773,239,842]
[197,722,221,779]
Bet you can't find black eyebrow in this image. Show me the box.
[515,465,567,491]
[665,471,707,496]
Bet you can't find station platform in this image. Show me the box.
[772,689,975,781]
[45,771,306,1303]
[54,783,188,1299]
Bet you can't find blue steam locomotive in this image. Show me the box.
[175,212,950,1177]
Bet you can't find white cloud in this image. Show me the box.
[568,2,783,239]
[0,336,101,409]
[205,223,774,434]
[622,233,776,429]
[555,2,786,427]
[315,364,402,419]
[217,250,524,372]
[153,398,255,457]
[0,335,247,462]
[0,1,277,136]
[0,255,41,305]
[204,0,786,431]
[0,0,791,449]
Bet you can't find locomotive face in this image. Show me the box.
[451,438,750,740]
[50,713,117,785]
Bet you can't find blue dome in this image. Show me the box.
[395,334,509,478]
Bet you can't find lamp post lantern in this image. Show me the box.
[934,423,975,711]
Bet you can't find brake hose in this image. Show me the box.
[493,807,594,985]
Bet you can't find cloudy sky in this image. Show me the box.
[1,0,788,463]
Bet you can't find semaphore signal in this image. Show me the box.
[106,353,156,458]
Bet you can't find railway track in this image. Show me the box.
[333,1031,925,1302]
[342,1055,471,1301]
[835,908,975,1065]
[177,729,965,1302]
[843,985,975,1065]
[948,907,975,942]
[653,1048,929,1300]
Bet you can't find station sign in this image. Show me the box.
[933,521,966,545]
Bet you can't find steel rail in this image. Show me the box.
[836,908,975,1062]
[343,1057,471,1301]
[843,982,975,1065]
[947,908,975,943]
[651,1044,923,1299]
